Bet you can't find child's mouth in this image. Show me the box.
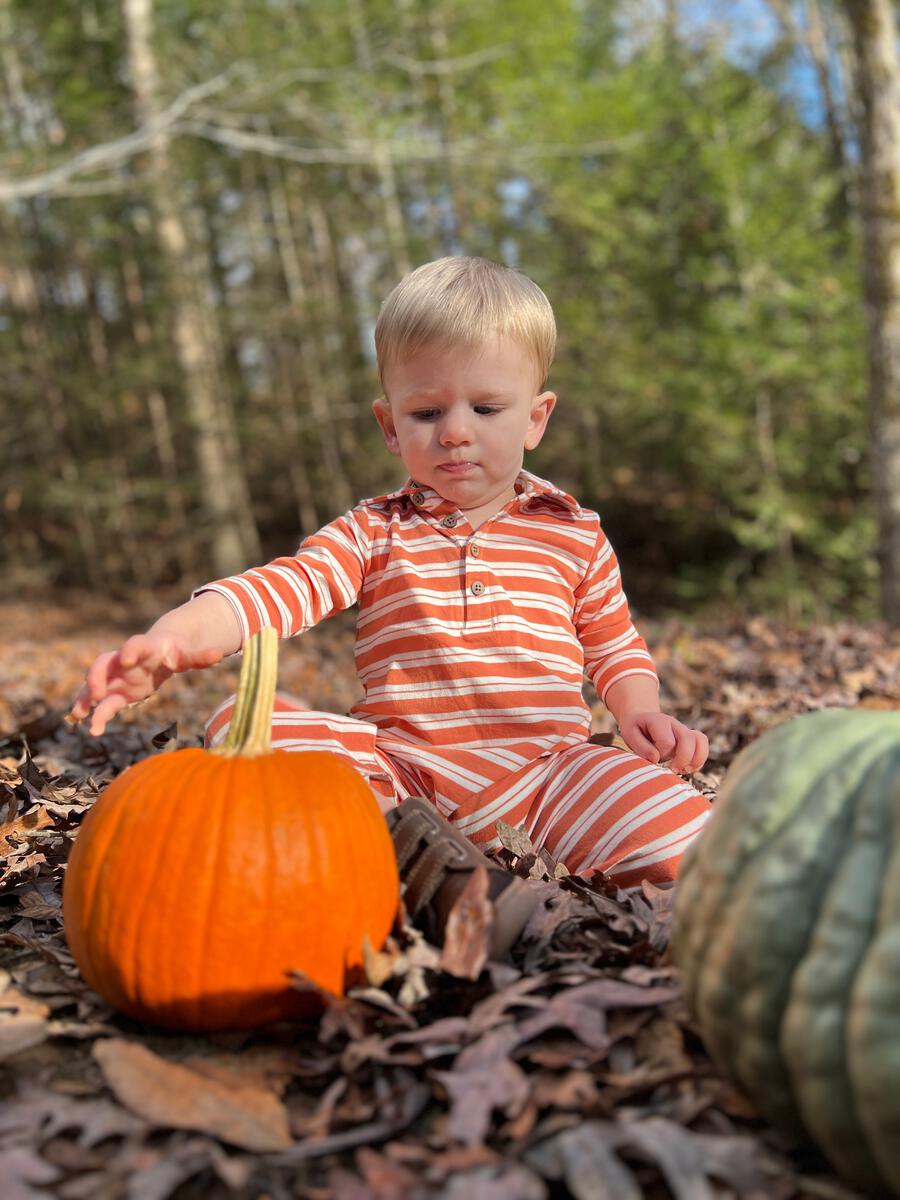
[439,462,477,475]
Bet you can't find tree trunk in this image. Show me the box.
[258,142,355,516]
[804,0,851,187]
[69,240,149,586]
[305,196,366,472]
[123,0,261,576]
[120,251,197,582]
[844,0,900,624]
[427,7,469,248]
[396,0,445,248]
[712,115,800,619]
[3,249,105,587]
[348,0,412,278]
[766,0,852,218]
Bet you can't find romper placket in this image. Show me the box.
[408,482,494,631]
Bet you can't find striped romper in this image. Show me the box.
[197,470,710,887]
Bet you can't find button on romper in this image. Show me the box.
[197,470,711,887]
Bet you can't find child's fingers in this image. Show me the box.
[81,650,122,707]
[69,639,223,729]
[645,721,677,763]
[629,729,661,763]
[690,731,710,773]
[663,726,694,770]
[68,656,119,722]
[73,647,152,716]
[671,729,708,774]
[118,634,167,672]
[87,693,131,737]
[68,684,92,721]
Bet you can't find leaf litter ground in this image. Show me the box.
[1,592,899,1200]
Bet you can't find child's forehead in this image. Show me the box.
[384,334,542,385]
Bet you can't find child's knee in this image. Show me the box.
[592,796,710,888]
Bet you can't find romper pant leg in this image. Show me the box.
[203,691,410,813]
[524,743,712,887]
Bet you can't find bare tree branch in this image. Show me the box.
[178,119,642,165]
[0,107,642,203]
[0,67,242,202]
[381,44,513,76]
[764,0,801,39]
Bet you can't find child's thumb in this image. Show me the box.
[628,727,659,762]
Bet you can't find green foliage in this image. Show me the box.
[0,0,874,620]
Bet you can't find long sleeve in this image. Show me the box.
[573,518,658,706]
[192,509,370,647]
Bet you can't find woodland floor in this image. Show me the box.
[1,590,898,1200]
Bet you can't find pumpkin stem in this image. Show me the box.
[212,627,278,758]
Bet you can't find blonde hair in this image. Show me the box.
[375,256,556,389]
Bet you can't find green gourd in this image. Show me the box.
[671,708,900,1196]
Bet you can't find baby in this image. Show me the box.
[70,256,710,951]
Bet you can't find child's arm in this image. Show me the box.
[605,676,708,774]
[71,506,369,737]
[68,592,242,737]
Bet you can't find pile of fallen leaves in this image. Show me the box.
[2,598,899,1200]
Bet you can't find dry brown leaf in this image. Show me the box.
[362,931,399,987]
[0,1015,49,1060]
[0,806,54,846]
[354,1145,422,1197]
[436,1056,532,1147]
[0,977,51,1019]
[92,1038,293,1152]
[440,1161,549,1198]
[15,888,62,921]
[495,820,535,859]
[0,1146,63,1200]
[440,864,491,980]
[179,1044,304,1097]
[4,606,896,1200]
[0,849,48,889]
[525,1121,642,1199]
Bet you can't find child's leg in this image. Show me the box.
[205,693,537,954]
[203,691,409,813]
[523,742,712,887]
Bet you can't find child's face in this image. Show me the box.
[373,335,556,524]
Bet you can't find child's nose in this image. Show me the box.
[439,412,473,444]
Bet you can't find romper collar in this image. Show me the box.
[510,470,579,513]
[363,469,579,516]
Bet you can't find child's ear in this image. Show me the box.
[525,391,557,451]
[372,396,401,456]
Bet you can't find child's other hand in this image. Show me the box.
[617,711,708,774]
[68,634,224,736]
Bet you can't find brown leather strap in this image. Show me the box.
[403,839,466,912]
[391,811,433,872]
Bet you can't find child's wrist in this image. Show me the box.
[604,676,661,723]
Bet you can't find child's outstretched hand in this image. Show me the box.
[68,634,224,737]
[617,711,708,774]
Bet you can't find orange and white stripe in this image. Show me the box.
[197,470,709,884]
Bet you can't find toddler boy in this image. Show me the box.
[70,257,710,954]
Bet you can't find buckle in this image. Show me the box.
[443,841,469,865]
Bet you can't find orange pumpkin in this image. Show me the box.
[62,627,400,1031]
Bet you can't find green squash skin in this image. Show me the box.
[780,750,899,1194]
[671,710,900,1161]
[673,712,874,1022]
[673,730,780,1012]
[847,775,900,1194]
[693,752,862,1135]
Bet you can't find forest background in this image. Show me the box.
[0,0,874,624]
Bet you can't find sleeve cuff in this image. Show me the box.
[598,666,659,708]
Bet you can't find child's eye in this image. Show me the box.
[474,406,501,415]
